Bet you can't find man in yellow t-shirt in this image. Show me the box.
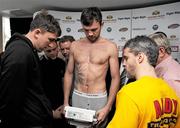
[107,35,180,128]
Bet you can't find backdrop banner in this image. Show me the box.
[45,2,180,62]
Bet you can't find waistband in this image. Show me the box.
[73,89,107,98]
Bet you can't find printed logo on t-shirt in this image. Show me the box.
[148,98,178,128]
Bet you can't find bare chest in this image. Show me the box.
[74,45,109,64]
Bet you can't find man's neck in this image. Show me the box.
[25,32,39,51]
[157,54,170,65]
[136,65,157,80]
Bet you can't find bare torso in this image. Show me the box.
[72,38,113,93]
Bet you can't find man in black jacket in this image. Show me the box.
[40,43,67,128]
[0,10,61,128]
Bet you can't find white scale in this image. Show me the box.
[64,106,97,123]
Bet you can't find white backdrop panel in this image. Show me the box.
[46,2,180,60]
[132,2,180,61]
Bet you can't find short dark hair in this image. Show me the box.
[58,35,75,43]
[30,10,61,37]
[80,7,102,26]
[124,35,159,67]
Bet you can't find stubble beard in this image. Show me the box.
[87,34,100,43]
[126,70,135,79]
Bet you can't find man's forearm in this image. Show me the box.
[63,73,73,105]
[106,78,120,110]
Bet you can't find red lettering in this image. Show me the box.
[164,98,172,114]
[154,98,177,119]
[161,98,163,114]
[154,100,162,119]
[172,99,177,115]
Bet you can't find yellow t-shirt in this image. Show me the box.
[107,76,180,128]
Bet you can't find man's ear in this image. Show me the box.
[137,52,144,64]
[34,29,41,39]
[159,47,166,58]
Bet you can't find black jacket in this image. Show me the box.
[0,33,53,128]
[40,56,65,109]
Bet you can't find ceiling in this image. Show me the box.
[0,0,179,17]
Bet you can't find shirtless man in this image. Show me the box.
[63,7,120,127]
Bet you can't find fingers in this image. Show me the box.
[93,118,103,126]
[95,111,104,125]
[63,104,69,115]
[53,109,62,119]
[98,119,103,125]
[57,105,63,112]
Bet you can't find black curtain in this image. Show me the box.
[10,18,32,35]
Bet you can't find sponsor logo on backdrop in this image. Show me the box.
[78,28,84,32]
[66,28,71,32]
[118,17,131,20]
[148,10,165,20]
[168,23,180,29]
[121,37,126,40]
[152,10,160,15]
[76,19,81,22]
[171,46,179,52]
[166,11,180,16]
[108,38,114,41]
[103,15,117,23]
[107,27,112,32]
[118,37,127,42]
[152,24,159,30]
[62,16,75,23]
[107,15,113,19]
[170,35,176,39]
[132,28,146,30]
[169,35,179,41]
[66,16,72,20]
[55,18,61,21]
[119,27,128,32]
[132,16,146,20]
